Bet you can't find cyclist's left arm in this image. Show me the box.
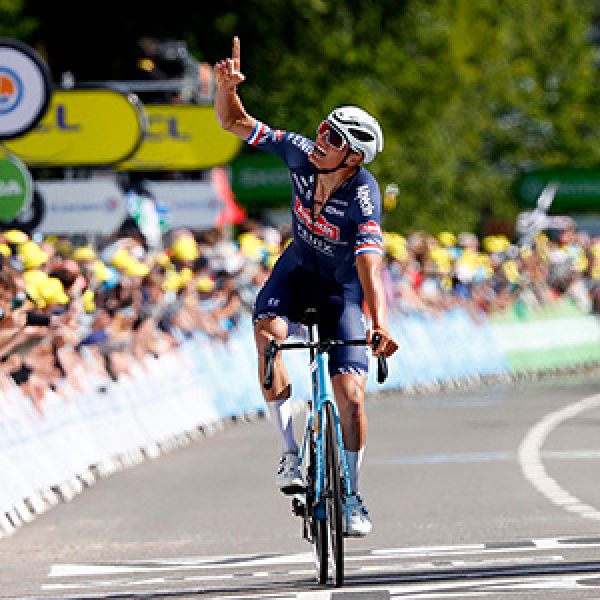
[353,178,398,358]
[357,253,398,358]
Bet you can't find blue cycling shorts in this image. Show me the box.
[253,248,369,378]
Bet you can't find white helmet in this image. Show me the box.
[326,106,384,164]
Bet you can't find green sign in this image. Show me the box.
[515,167,600,211]
[231,151,292,207]
[0,151,32,219]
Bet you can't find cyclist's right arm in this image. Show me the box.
[214,36,256,140]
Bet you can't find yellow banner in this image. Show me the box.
[3,89,145,166]
[117,105,241,171]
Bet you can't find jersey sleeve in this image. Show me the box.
[246,120,312,170]
[353,178,384,258]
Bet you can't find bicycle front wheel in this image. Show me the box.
[308,433,328,584]
[324,401,344,587]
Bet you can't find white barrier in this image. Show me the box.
[0,307,550,538]
[0,340,229,537]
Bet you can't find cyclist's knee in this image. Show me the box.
[333,374,366,412]
[254,316,288,352]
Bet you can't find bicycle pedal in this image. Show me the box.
[291,493,306,517]
[280,483,305,496]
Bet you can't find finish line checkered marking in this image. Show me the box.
[41,536,600,597]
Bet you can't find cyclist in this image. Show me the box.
[214,37,398,537]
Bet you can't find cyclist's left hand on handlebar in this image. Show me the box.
[368,327,399,358]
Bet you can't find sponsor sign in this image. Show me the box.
[231,151,292,207]
[0,150,32,219]
[118,105,241,170]
[514,167,600,211]
[35,179,127,234]
[4,88,145,166]
[0,39,52,139]
[144,180,224,229]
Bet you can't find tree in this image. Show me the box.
[231,0,600,235]
[12,0,600,236]
[0,0,37,40]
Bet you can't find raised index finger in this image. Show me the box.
[232,36,241,72]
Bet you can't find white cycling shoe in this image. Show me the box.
[276,453,303,494]
[344,493,372,537]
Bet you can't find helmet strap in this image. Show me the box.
[316,147,353,174]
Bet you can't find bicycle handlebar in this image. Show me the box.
[263,336,388,390]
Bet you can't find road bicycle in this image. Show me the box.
[263,308,388,587]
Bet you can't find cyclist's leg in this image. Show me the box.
[252,246,297,402]
[252,251,302,475]
[323,293,373,535]
[322,293,369,460]
[332,373,367,488]
[254,316,290,401]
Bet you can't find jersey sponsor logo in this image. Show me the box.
[356,184,374,216]
[294,197,340,240]
[324,204,345,217]
[329,198,348,207]
[289,133,312,155]
[359,220,381,235]
[297,223,334,256]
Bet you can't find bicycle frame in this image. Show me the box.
[298,323,352,515]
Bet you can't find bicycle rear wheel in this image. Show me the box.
[324,401,344,587]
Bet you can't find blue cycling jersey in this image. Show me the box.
[247,121,384,286]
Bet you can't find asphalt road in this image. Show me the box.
[2,373,600,599]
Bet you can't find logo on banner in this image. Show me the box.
[0,151,32,219]
[294,197,340,240]
[4,89,145,166]
[0,68,22,115]
[118,105,241,171]
[0,40,52,139]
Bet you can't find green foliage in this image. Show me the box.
[0,0,37,39]
[9,0,600,235]
[235,0,600,235]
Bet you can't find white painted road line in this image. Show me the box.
[518,393,600,520]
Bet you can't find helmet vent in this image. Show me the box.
[348,127,374,142]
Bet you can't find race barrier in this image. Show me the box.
[490,298,600,372]
[0,303,598,537]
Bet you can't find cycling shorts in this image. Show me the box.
[253,248,369,378]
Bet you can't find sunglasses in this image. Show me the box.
[316,121,347,151]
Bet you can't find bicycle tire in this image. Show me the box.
[308,434,328,584]
[324,401,344,587]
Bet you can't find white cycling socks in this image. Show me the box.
[267,397,299,456]
[345,448,364,495]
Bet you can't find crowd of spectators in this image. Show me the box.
[0,216,597,415]
[382,222,599,321]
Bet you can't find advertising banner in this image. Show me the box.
[3,88,145,166]
[231,151,292,208]
[35,179,127,234]
[0,39,52,139]
[144,180,223,229]
[515,167,600,212]
[117,105,241,170]
[0,149,32,219]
